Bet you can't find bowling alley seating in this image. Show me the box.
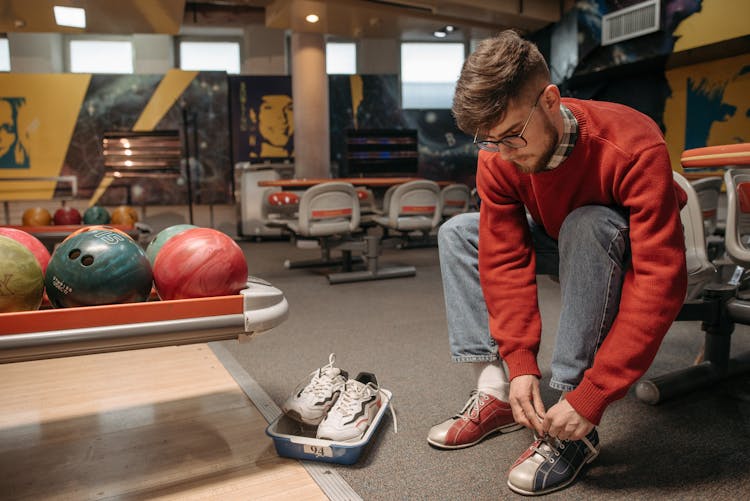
[439,183,472,220]
[636,143,750,405]
[355,187,378,228]
[281,182,361,270]
[372,179,442,248]
[690,176,725,260]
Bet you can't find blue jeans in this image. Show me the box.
[438,207,630,392]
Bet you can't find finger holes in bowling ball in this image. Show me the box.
[68,249,81,260]
[81,255,94,266]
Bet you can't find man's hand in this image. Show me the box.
[508,374,546,436]
[542,397,594,441]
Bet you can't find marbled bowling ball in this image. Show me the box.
[153,228,248,300]
[110,205,139,225]
[0,235,44,312]
[45,229,153,308]
[83,205,111,225]
[22,207,52,226]
[0,227,51,274]
[63,225,133,243]
[145,224,198,265]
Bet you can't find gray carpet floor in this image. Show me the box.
[219,236,750,501]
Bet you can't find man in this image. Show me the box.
[428,30,687,495]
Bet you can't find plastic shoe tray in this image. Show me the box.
[266,388,392,465]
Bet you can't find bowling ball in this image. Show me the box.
[153,228,248,300]
[0,227,51,274]
[83,205,111,225]
[22,207,52,226]
[53,205,82,225]
[0,235,45,312]
[45,229,153,308]
[145,224,198,265]
[63,224,133,243]
[111,205,139,225]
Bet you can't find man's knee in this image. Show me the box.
[559,206,627,246]
[438,212,479,248]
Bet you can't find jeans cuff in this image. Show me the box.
[451,354,498,363]
[549,379,577,393]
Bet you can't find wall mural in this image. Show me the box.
[229,76,294,164]
[0,70,231,206]
[328,74,476,185]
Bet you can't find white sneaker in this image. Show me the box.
[282,353,348,426]
[316,372,382,442]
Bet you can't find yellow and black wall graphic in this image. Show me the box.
[0,70,230,206]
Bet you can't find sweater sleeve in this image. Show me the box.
[476,155,543,380]
[565,142,688,424]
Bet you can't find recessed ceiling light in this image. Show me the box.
[433,30,447,38]
[445,25,455,33]
[305,14,320,23]
[54,6,86,29]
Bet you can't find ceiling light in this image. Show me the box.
[433,30,447,38]
[445,25,455,33]
[305,14,320,23]
[54,6,86,29]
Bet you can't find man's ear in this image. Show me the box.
[541,84,560,111]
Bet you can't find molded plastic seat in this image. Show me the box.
[373,180,441,234]
[282,182,360,269]
[440,183,471,219]
[673,171,716,300]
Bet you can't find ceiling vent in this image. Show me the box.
[601,0,660,46]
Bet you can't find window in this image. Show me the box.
[401,42,465,109]
[326,42,356,74]
[179,41,241,74]
[0,38,9,71]
[69,40,133,74]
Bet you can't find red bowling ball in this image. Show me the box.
[53,205,82,225]
[153,228,248,300]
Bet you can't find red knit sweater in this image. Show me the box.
[476,98,688,425]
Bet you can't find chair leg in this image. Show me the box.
[327,235,416,284]
[636,284,750,404]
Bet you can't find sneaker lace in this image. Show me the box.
[331,380,376,418]
[331,381,399,434]
[300,353,340,399]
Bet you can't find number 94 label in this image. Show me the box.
[304,444,333,458]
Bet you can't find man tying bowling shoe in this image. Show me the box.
[428,30,687,496]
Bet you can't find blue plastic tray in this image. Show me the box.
[266,388,392,465]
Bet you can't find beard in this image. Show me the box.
[512,113,559,175]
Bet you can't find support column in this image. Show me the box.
[290,32,330,179]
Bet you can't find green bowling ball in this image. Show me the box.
[0,235,44,312]
[82,205,111,225]
[45,229,153,308]
[145,224,198,265]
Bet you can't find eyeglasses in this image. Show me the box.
[473,88,546,151]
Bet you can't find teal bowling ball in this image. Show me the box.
[145,224,198,265]
[83,205,111,225]
[45,229,153,308]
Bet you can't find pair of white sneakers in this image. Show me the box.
[281,353,383,442]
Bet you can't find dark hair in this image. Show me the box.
[452,30,549,135]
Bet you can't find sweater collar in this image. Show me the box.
[545,104,578,170]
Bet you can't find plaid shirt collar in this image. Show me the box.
[545,104,578,170]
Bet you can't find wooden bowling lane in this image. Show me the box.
[0,344,327,500]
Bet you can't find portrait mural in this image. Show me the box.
[0,97,30,169]
[229,76,294,164]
